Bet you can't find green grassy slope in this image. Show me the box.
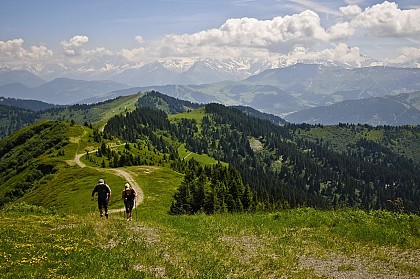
[0,120,129,212]
[37,93,142,129]
[0,121,70,201]
[1,165,419,278]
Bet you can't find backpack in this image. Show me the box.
[124,188,135,201]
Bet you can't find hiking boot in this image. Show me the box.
[100,214,104,218]
[105,214,109,219]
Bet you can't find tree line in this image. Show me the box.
[103,102,420,214]
[170,158,255,214]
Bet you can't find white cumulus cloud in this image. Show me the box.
[348,1,420,37]
[0,38,53,65]
[389,47,420,65]
[340,4,362,19]
[3,2,420,77]
[58,35,114,65]
[61,35,89,56]
[121,9,354,63]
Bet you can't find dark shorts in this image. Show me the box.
[98,199,109,210]
[124,200,134,213]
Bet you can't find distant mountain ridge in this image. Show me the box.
[3,65,420,125]
[82,64,420,125]
[0,70,45,88]
[0,77,129,105]
[19,56,374,86]
[285,92,420,125]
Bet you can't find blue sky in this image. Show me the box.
[1,0,420,77]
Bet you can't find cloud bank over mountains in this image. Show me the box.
[1,1,420,79]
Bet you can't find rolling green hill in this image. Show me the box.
[0,93,143,139]
[0,120,126,212]
[296,124,420,163]
[37,93,143,129]
[1,91,420,278]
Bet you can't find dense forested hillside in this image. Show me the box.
[137,90,202,113]
[103,93,420,214]
[1,91,419,214]
[0,104,37,138]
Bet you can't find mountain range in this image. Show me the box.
[1,63,420,125]
[0,76,128,105]
[285,92,420,126]
[0,69,45,88]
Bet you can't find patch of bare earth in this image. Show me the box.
[100,227,158,250]
[219,235,279,278]
[219,235,266,263]
[131,225,168,278]
[101,238,119,249]
[49,223,79,231]
[130,225,160,246]
[135,166,159,174]
[133,264,169,279]
[249,138,263,152]
[300,247,420,279]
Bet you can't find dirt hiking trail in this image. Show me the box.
[72,147,144,213]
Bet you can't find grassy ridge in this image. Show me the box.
[177,144,224,165]
[37,93,142,129]
[1,165,420,278]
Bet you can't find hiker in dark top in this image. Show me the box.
[122,182,137,221]
[91,178,112,219]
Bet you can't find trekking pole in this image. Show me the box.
[135,198,137,221]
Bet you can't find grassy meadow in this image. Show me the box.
[1,163,420,278]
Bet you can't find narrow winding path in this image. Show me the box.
[72,146,144,213]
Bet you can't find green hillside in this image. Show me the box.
[0,93,143,139]
[1,171,419,278]
[37,93,142,129]
[1,92,420,214]
[1,91,420,277]
[0,120,127,212]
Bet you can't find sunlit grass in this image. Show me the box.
[177,144,224,165]
[2,166,420,278]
